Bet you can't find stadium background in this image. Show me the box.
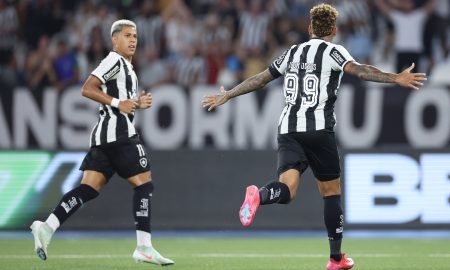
[0,0,449,233]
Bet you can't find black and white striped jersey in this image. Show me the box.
[89,51,138,146]
[269,38,354,133]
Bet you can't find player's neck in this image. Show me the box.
[114,50,133,63]
[310,35,333,42]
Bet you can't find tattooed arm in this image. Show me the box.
[202,69,275,111]
[344,61,427,90]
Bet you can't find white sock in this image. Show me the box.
[45,213,60,232]
[136,230,152,247]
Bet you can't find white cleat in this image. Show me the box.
[132,246,175,266]
[30,221,53,260]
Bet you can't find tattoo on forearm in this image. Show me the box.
[354,64,396,83]
[228,70,273,98]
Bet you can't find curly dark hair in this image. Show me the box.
[310,3,339,38]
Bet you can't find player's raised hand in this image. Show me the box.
[119,99,138,114]
[202,86,230,111]
[395,63,427,90]
[137,90,152,109]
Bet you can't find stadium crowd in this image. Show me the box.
[0,0,448,97]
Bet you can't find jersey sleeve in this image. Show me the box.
[269,45,296,78]
[91,54,121,84]
[329,45,354,71]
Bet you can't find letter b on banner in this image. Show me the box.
[345,153,450,224]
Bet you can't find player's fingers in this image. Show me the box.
[208,104,216,111]
[413,75,427,80]
[412,81,423,86]
[408,83,418,90]
[406,63,415,72]
[220,86,225,94]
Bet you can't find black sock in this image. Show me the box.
[259,181,291,205]
[324,195,343,261]
[52,184,99,225]
[133,182,154,233]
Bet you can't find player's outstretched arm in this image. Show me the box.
[344,62,427,90]
[202,69,275,111]
[81,75,138,113]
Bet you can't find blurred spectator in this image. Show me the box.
[0,0,18,66]
[139,47,170,89]
[174,46,206,88]
[24,36,56,91]
[24,35,57,103]
[53,40,79,91]
[199,11,230,84]
[86,26,109,72]
[22,0,65,48]
[238,0,271,52]
[423,0,449,73]
[376,0,435,72]
[162,0,197,62]
[337,0,373,64]
[134,0,164,54]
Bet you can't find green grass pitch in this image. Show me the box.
[0,237,449,270]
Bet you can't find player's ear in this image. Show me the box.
[332,26,337,37]
[111,34,118,47]
[308,24,313,36]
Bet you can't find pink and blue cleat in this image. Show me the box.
[326,253,354,270]
[239,185,261,227]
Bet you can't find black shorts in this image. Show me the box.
[79,135,151,180]
[277,130,340,181]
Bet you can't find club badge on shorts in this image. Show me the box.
[139,157,147,168]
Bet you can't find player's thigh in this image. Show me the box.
[299,130,341,182]
[111,136,151,180]
[277,133,309,177]
[79,146,115,188]
[81,170,108,192]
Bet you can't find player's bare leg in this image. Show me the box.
[317,178,354,270]
[129,171,174,266]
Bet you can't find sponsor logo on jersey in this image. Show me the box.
[274,49,288,68]
[330,47,346,66]
[102,64,120,81]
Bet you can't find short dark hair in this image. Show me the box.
[310,3,339,38]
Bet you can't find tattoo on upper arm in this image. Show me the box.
[228,69,274,98]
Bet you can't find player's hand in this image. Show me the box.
[394,63,427,90]
[202,86,230,111]
[137,90,152,109]
[118,99,138,114]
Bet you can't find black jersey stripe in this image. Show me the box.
[121,59,133,99]
[121,59,135,123]
[99,104,110,144]
[288,45,310,133]
[305,42,328,131]
[324,70,340,129]
[90,121,99,146]
[105,79,129,142]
